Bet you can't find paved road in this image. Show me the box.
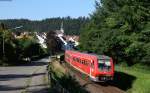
[0,57,50,93]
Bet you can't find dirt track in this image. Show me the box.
[62,62,125,93]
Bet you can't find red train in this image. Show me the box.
[65,50,114,82]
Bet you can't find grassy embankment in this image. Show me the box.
[48,60,88,93]
[49,58,150,93]
[115,65,150,93]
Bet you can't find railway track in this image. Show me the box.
[61,62,125,93]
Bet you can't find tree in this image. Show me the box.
[0,23,48,65]
[80,0,150,66]
[46,31,62,55]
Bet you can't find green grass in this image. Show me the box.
[48,61,89,93]
[115,65,150,93]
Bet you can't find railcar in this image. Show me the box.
[65,50,114,82]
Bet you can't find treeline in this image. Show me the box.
[79,0,150,66]
[0,16,89,35]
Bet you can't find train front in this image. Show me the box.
[94,55,114,82]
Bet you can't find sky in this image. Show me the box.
[0,0,95,20]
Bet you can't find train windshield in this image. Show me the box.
[98,59,111,71]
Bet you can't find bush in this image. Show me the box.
[0,30,48,65]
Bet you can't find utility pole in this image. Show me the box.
[1,23,5,56]
[2,31,5,56]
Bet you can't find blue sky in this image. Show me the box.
[0,0,95,20]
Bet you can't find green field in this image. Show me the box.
[115,65,150,93]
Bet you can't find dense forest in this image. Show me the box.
[79,0,150,66]
[0,16,89,35]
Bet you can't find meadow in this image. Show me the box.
[115,65,150,93]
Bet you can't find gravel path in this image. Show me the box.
[0,57,50,93]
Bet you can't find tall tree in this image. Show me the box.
[46,31,62,55]
[80,0,150,65]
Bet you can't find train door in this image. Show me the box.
[90,60,94,77]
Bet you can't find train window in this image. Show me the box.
[77,58,79,62]
[84,60,88,66]
[87,60,90,66]
[79,58,81,64]
[79,58,81,63]
[79,59,90,66]
[98,59,111,71]
[76,58,80,63]
[81,60,84,65]
[81,60,84,64]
